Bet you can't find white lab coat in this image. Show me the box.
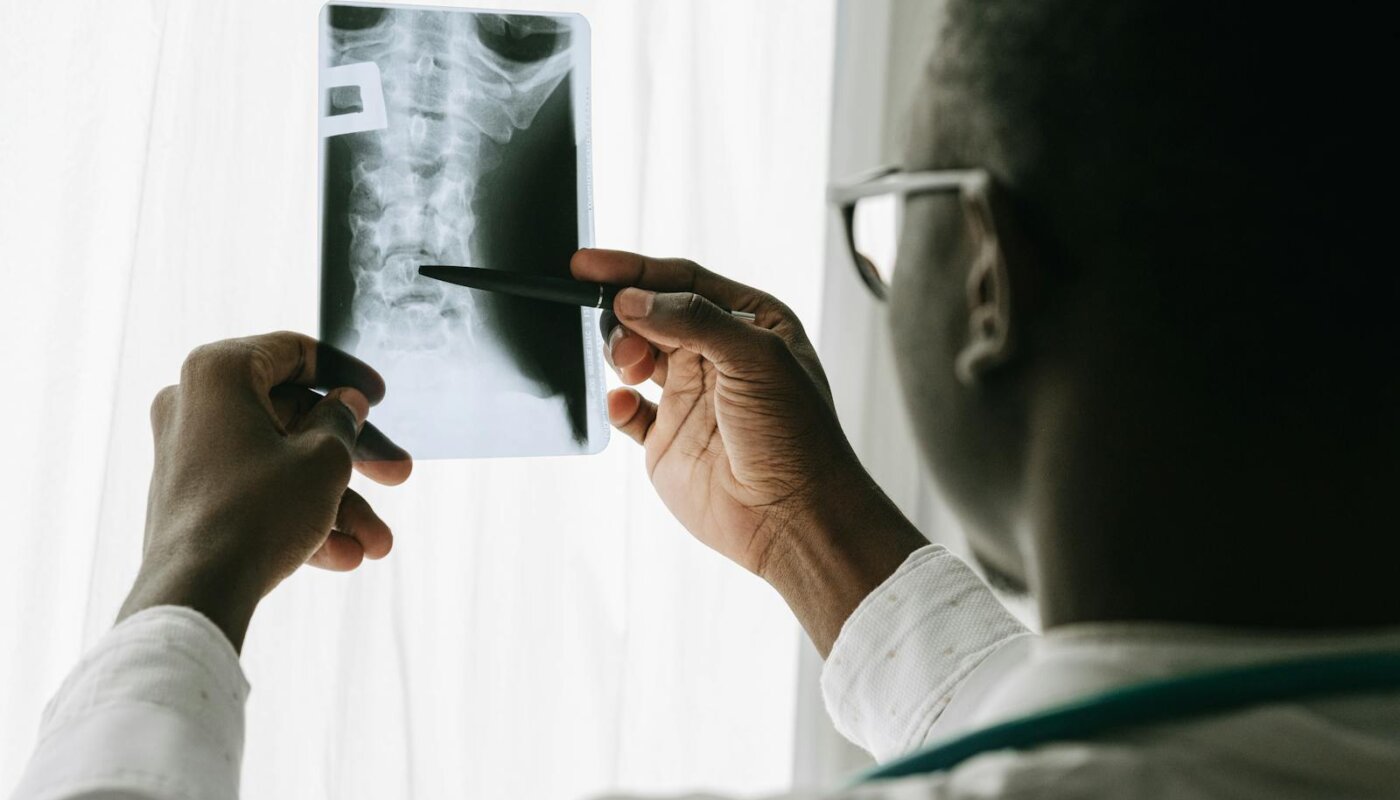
[12,544,1400,799]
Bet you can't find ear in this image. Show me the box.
[954,174,1018,386]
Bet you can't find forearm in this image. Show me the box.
[759,470,929,656]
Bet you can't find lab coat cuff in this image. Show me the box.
[820,544,1030,762]
[14,605,248,800]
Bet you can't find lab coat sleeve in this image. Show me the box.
[820,544,1033,763]
[11,606,248,800]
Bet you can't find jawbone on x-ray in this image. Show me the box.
[318,4,606,458]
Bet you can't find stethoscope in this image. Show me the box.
[856,650,1400,785]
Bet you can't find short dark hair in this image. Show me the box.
[924,3,1396,371]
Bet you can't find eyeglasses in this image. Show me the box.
[828,167,991,301]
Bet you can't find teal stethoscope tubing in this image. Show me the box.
[856,650,1400,785]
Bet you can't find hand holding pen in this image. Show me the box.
[565,248,923,656]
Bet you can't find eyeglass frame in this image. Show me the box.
[827,166,993,302]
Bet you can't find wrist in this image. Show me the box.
[759,468,927,656]
[118,549,264,653]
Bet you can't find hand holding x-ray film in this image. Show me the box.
[318,4,606,458]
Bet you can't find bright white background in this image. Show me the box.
[0,1,837,798]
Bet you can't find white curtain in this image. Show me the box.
[0,1,836,798]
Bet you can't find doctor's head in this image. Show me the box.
[876,2,1397,601]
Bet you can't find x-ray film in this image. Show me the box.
[318,3,606,458]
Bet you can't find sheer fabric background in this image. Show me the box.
[0,1,836,797]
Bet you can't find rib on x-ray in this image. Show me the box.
[318,4,605,458]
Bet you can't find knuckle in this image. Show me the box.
[681,292,711,323]
[245,343,279,388]
[677,257,706,276]
[754,294,814,347]
[180,343,215,376]
[747,290,794,324]
[149,385,179,426]
[753,327,793,361]
[180,340,248,386]
[767,296,798,321]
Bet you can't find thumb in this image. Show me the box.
[614,288,782,375]
[293,387,368,466]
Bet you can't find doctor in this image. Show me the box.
[15,2,1400,798]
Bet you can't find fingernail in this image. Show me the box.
[339,389,369,428]
[617,288,655,319]
[608,323,626,352]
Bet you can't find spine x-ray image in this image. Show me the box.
[319,4,605,458]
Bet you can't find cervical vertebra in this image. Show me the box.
[328,10,572,355]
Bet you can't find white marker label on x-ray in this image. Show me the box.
[320,62,388,137]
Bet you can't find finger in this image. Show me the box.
[619,348,657,386]
[598,309,621,348]
[612,288,787,378]
[333,487,393,560]
[353,421,414,486]
[307,531,365,572]
[269,383,320,428]
[607,387,658,445]
[610,327,650,370]
[182,331,387,407]
[603,321,622,370]
[650,349,670,387]
[149,385,179,431]
[263,384,412,484]
[610,327,660,385]
[292,387,367,476]
[572,249,769,317]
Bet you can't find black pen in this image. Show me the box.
[418,265,757,322]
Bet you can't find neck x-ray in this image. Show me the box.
[319,3,606,458]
